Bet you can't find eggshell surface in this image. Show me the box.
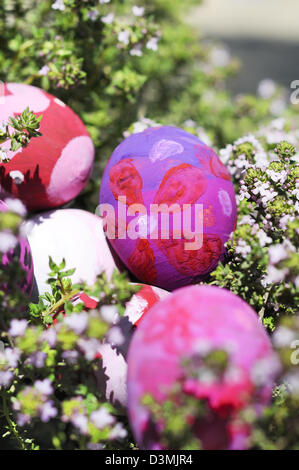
[127,285,279,449]
[99,126,237,290]
[25,209,117,298]
[0,83,94,211]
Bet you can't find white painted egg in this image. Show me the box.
[25,209,118,299]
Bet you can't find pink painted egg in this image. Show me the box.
[24,209,118,299]
[0,199,33,295]
[0,83,94,211]
[99,126,237,291]
[127,285,280,449]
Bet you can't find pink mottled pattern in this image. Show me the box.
[127,285,279,450]
[0,83,94,211]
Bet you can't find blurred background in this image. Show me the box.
[189,0,299,94]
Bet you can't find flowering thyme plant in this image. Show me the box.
[210,131,298,330]
[0,0,298,451]
[1,250,139,450]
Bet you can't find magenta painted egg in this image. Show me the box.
[96,284,170,410]
[99,126,237,290]
[0,83,94,211]
[127,286,280,450]
[0,200,33,295]
[24,209,118,300]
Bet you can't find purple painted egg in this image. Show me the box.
[0,83,94,212]
[127,286,280,450]
[24,209,118,299]
[0,200,33,295]
[99,126,237,290]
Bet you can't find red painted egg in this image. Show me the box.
[0,83,94,211]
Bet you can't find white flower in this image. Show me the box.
[239,215,255,226]
[118,30,130,45]
[101,13,114,24]
[273,327,297,348]
[235,239,251,258]
[9,170,24,185]
[256,229,272,247]
[52,0,65,11]
[9,319,28,337]
[270,98,287,116]
[265,265,288,284]
[279,214,294,230]
[34,379,53,396]
[257,79,276,99]
[284,372,299,395]
[87,10,99,21]
[4,198,27,217]
[210,46,230,68]
[109,423,127,440]
[268,244,288,265]
[251,355,281,386]
[90,407,115,429]
[41,328,57,348]
[146,37,159,51]
[0,232,18,253]
[106,326,124,346]
[71,413,88,434]
[132,6,145,17]
[4,348,20,368]
[100,305,119,324]
[78,338,101,360]
[38,65,50,76]
[64,312,88,335]
[130,45,143,57]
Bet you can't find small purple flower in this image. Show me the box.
[34,378,53,396]
[4,348,20,368]
[0,370,13,387]
[87,10,99,21]
[28,351,47,368]
[109,423,127,440]
[39,400,57,423]
[64,312,88,335]
[8,319,28,337]
[78,338,101,360]
[38,65,50,77]
[62,350,79,364]
[71,413,88,434]
[90,407,115,429]
[17,413,31,426]
[41,328,57,348]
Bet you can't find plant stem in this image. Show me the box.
[1,390,27,450]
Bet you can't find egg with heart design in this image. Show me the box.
[99,126,237,290]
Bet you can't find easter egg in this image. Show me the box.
[99,126,237,290]
[0,200,33,295]
[25,209,118,299]
[127,285,280,450]
[0,83,94,211]
[95,284,170,410]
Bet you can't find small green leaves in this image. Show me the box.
[0,108,42,159]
